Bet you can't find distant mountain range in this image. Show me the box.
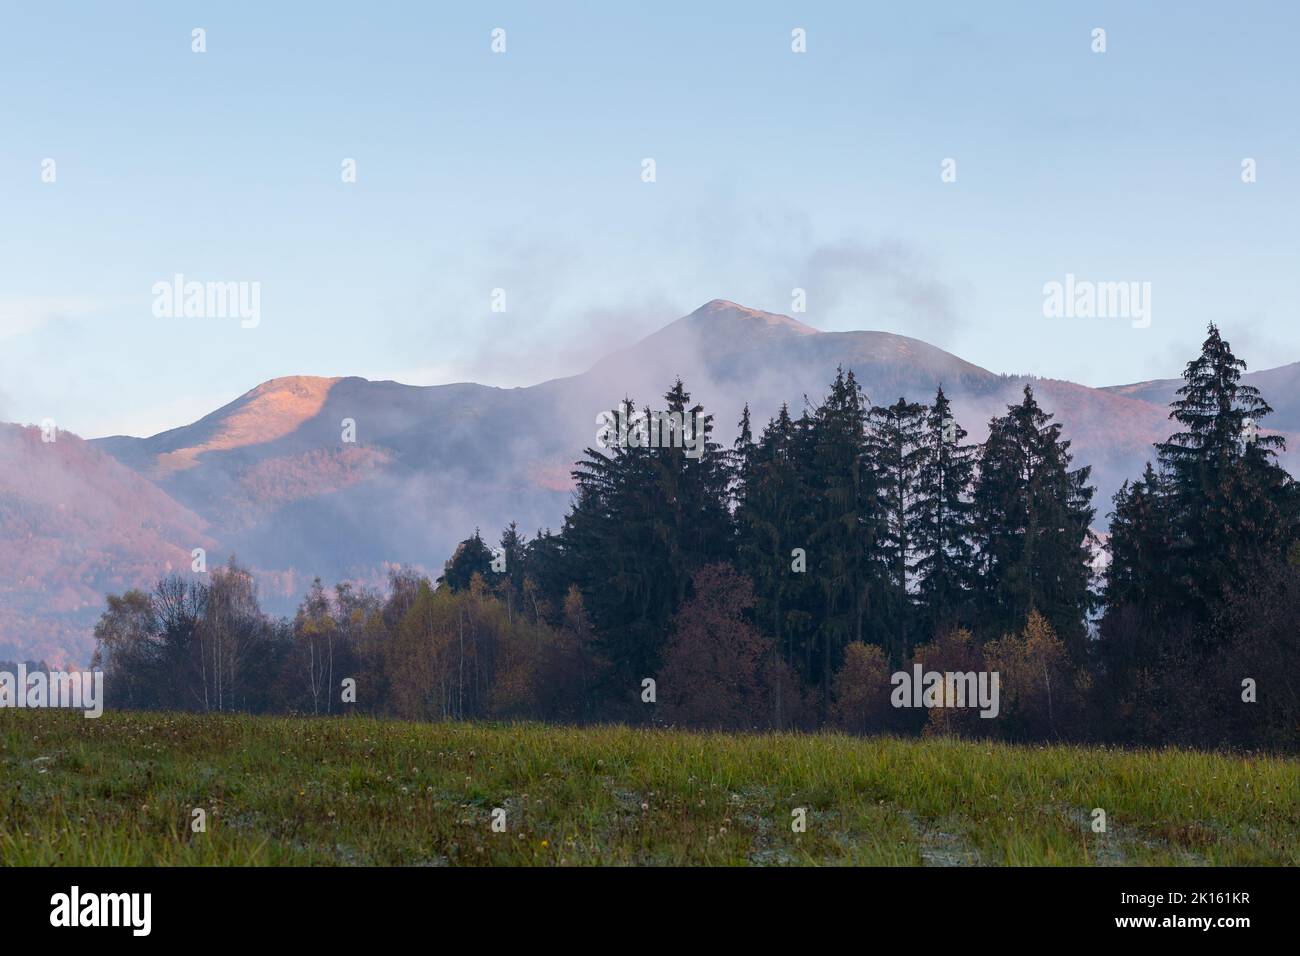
[4,300,1298,665]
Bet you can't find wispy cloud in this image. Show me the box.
[800,239,967,343]
[0,296,111,342]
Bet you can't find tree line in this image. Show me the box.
[92,325,1300,749]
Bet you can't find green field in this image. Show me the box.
[1,711,1295,865]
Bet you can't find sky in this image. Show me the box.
[1,1,1297,438]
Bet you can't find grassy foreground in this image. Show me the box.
[1,710,1295,865]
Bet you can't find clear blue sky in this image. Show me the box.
[1,1,1296,437]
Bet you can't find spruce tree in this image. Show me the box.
[865,395,927,662]
[562,381,734,707]
[1103,462,1174,618]
[806,368,878,717]
[439,529,496,592]
[734,403,814,726]
[1155,324,1295,622]
[1100,326,1298,704]
[562,395,668,697]
[494,521,528,621]
[912,387,977,638]
[971,385,1097,653]
[1098,462,1177,683]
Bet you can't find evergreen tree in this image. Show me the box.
[912,387,978,638]
[734,403,815,726]
[492,521,528,623]
[518,528,566,625]
[561,381,734,706]
[498,522,526,590]
[1100,323,1298,703]
[439,529,496,592]
[865,396,927,662]
[1103,462,1175,618]
[784,405,822,680]
[1098,462,1178,687]
[1155,324,1296,621]
[729,403,755,511]
[806,368,878,717]
[971,385,1097,653]
[656,378,734,579]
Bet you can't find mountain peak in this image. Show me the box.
[692,298,750,314]
[246,375,341,399]
[682,299,819,335]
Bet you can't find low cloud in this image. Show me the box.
[0,296,108,342]
[349,205,971,394]
[800,239,967,343]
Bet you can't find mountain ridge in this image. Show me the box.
[4,300,1297,665]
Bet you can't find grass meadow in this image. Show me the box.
[1,711,1295,866]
